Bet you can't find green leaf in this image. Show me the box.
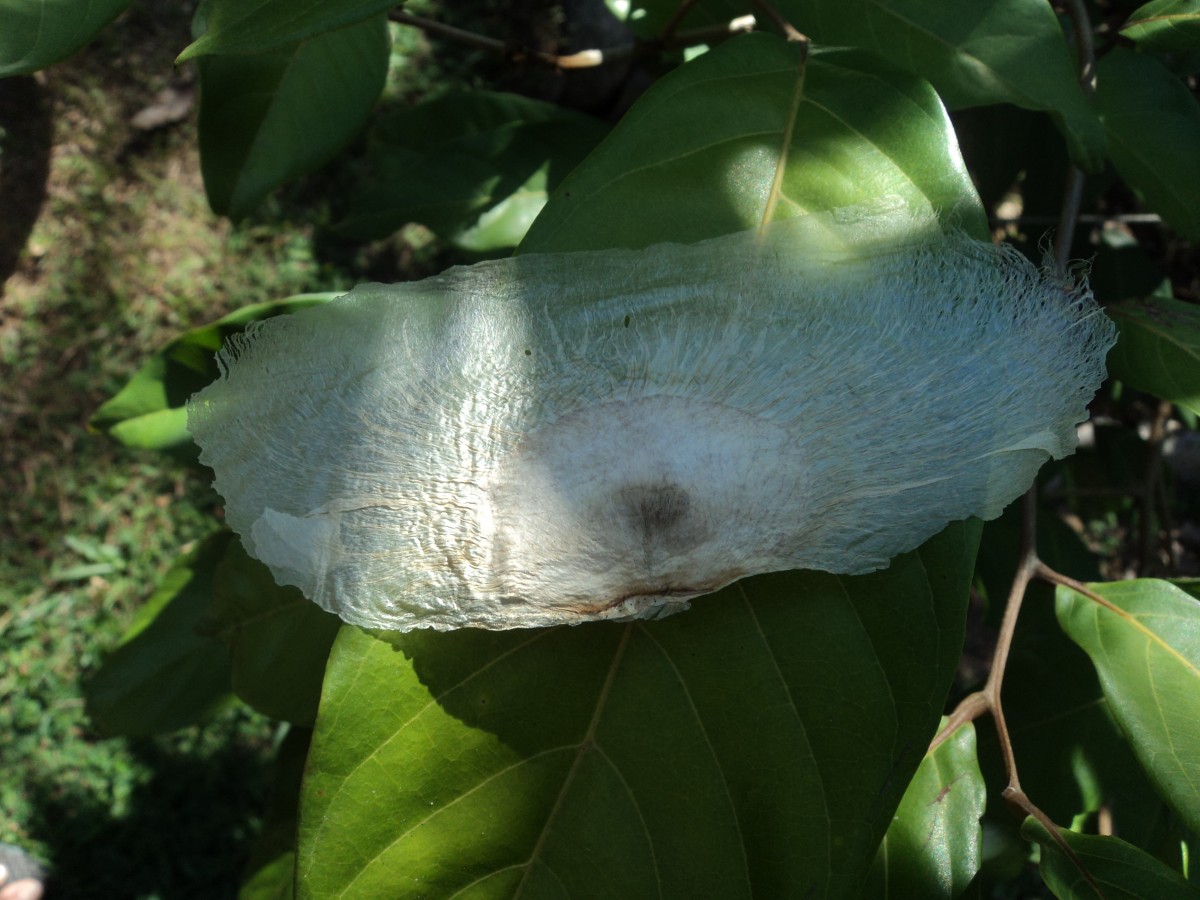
[91,294,334,454]
[1122,0,1200,54]
[212,542,340,725]
[616,0,1105,170]
[85,532,234,737]
[0,0,131,76]
[862,720,985,899]
[971,504,1195,890]
[524,35,986,252]
[337,91,609,252]
[1107,295,1200,415]
[240,726,310,900]
[1055,579,1200,836]
[1096,48,1200,240]
[198,16,389,220]
[180,0,395,61]
[1023,819,1199,899]
[790,0,1105,170]
[296,523,977,898]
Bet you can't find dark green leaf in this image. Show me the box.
[1096,48,1200,240]
[180,0,395,60]
[198,16,388,220]
[85,532,234,736]
[524,35,987,252]
[297,524,976,899]
[240,726,310,900]
[1023,818,1199,899]
[1122,0,1200,54]
[613,0,1105,170]
[788,0,1105,170]
[1107,295,1200,416]
[1056,579,1200,835]
[212,542,340,725]
[862,720,985,899]
[91,294,334,454]
[0,0,131,76]
[337,91,609,252]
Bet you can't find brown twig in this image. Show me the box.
[659,0,701,42]
[751,0,809,46]
[933,2,1107,892]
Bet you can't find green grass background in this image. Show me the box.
[0,3,458,895]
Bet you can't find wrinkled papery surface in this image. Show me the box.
[188,206,1115,630]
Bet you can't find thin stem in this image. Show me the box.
[1035,563,1120,613]
[659,0,700,41]
[935,9,1103,884]
[1051,0,1097,273]
[1053,167,1087,273]
[752,0,809,46]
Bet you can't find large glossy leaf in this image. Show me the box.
[1023,819,1198,899]
[91,294,334,455]
[523,35,987,252]
[337,91,609,252]
[1106,295,1200,416]
[298,524,977,899]
[791,0,1105,170]
[180,0,395,61]
[1122,0,1200,54]
[85,532,234,736]
[0,0,130,76]
[609,0,1105,170]
[297,32,985,897]
[198,16,388,220]
[1055,579,1200,836]
[861,720,985,898]
[211,543,340,725]
[1095,48,1200,240]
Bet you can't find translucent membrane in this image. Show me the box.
[188,206,1115,631]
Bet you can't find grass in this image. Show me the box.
[0,2,536,891]
[0,3,416,895]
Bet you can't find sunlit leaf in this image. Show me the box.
[862,720,985,898]
[297,524,977,899]
[1122,0,1200,54]
[1107,295,1200,415]
[0,0,130,76]
[1095,48,1200,240]
[1055,579,1200,835]
[198,16,388,219]
[1023,818,1198,899]
[525,35,986,252]
[607,0,1105,170]
[792,0,1105,170]
[85,532,234,736]
[180,0,395,60]
[91,294,335,455]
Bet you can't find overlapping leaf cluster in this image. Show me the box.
[5,0,1200,896]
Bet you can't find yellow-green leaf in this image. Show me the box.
[1055,579,1200,835]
